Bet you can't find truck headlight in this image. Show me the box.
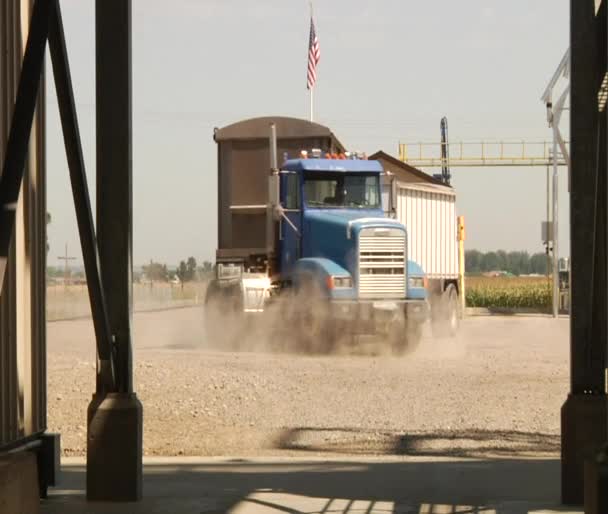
[334,276,353,288]
[326,276,353,289]
[408,276,425,289]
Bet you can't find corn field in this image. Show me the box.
[465,276,552,309]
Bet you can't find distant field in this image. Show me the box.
[48,276,553,319]
[47,281,207,321]
[465,276,552,310]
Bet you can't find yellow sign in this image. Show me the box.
[457,215,466,241]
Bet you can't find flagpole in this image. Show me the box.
[310,87,313,122]
[309,1,314,122]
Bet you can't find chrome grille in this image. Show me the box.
[358,228,406,299]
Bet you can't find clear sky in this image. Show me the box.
[46,0,570,268]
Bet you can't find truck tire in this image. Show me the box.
[431,284,459,338]
[204,281,244,349]
[292,279,336,354]
[390,318,423,356]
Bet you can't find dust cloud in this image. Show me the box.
[198,292,467,359]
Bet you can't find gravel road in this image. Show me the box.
[47,307,569,458]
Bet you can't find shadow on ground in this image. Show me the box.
[41,456,571,514]
[274,428,560,459]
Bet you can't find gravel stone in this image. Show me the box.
[47,308,568,458]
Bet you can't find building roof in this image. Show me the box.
[369,150,448,187]
[214,116,345,149]
[283,158,383,173]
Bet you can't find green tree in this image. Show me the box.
[465,250,483,273]
[496,250,508,272]
[530,252,549,275]
[176,261,188,282]
[511,251,532,275]
[483,251,499,272]
[143,260,169,281]
[186,257,197,281]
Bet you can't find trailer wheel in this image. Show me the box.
[431,284,459,338]
[204,281,243,349]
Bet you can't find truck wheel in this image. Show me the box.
[431,285,459,338]
[390,318,423,356]
[204,281,243,349]
[293,279,335,354]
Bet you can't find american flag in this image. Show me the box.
[307,17,320,90]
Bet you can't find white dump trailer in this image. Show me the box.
[373,151,461,336]
[393,181,458,283]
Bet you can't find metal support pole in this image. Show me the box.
[87,0,142,502]
[547,163,552,280]
[267,123,279,256]
[562,0,608,506]
[552,136,559,317]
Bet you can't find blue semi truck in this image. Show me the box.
[206,116,429,354]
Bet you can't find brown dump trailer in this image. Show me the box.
[213,116,344,272]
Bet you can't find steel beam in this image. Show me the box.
[47,0,115,392]
[95,0,134,395]
[562,0,608,506]
[0,0,49,289]
[87,0,142,502]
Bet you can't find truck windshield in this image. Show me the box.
[304,173,380,209]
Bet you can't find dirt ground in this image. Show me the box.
[47,307,568,458]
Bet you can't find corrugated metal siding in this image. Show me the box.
[395,182,458,279]
[0,0,47,451]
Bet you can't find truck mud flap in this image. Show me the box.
[241,277,271,313]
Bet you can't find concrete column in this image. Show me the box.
[562,0,608,506]
[86,0,142,502]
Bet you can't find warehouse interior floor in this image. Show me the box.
[40,456,581,514]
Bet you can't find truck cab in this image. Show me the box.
[273,153,429,352]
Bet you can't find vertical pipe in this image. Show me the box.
[553,133,559,317]
[267,123,278,256]
[269,123,277,171]
[547,162,551,282]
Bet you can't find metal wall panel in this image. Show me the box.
[395,182,458,279]
[0,0,47,451]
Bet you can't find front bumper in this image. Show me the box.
[330,298,430,323]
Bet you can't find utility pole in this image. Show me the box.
[57,242,76,288]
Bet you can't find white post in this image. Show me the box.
[552,134,559,318]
